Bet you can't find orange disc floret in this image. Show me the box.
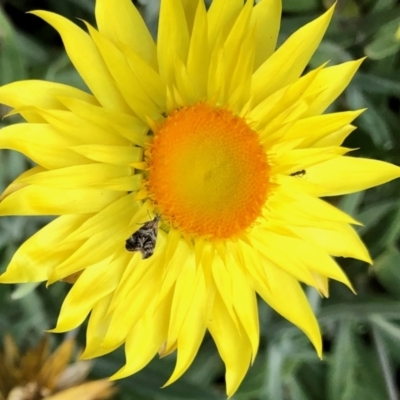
[148,103,270,239]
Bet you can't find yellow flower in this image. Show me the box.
[0,0,399,396]
[0,335,116,400]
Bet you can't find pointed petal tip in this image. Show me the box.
[317,286,329,298]
[345,279,356,295]
[314,338,323,359]
[0,273,12,284]
[304,321,323,359]
[45,278,57,288]
[0,271,27,284]
[79,351,91,360]
[80,347,104,360]
[327,2,336,13]
[355,107,367,115]
[161,378,174,389]
[27,10,51,18]
[109,364,141,381]
[366,256,373,266]
[362,251,373,265]
[109,369,127,381]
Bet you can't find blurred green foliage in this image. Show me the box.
[0,0,400,399]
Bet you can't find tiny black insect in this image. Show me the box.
[125,215,161,259]
[290,169,306,177]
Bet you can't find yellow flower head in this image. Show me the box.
[0,335,116,400]
[0,0,399,397]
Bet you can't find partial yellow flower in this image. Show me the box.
[0,0,399,397]
[0,335,116,400]
[396,24,400,40]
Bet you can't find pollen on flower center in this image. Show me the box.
[147,103,270,239]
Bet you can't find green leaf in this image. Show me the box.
[11,282,41,300]
[338,192,364,217]
[354,72,400,97]
[282,0,319,12]
[327,321,357,400]
[320,300,400,323]
[346,87,394,149]
[373,247,400,298]
[356,201,397,236]
[0,5,27,84]
[365,18,400,60]
[327,321,387,400]
[371,316,400,364]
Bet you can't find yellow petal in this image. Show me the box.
[39,339,74,384]
[306,156,400,196]
[207,0,242,50]
[283,110,364,147]
[166,255,198,351]
[31,11,130,113]
[86,23,162,121]
[102,245,165,348]
[292,223,372,264]
[313,125,356,147]
[0,185,121,216]
[227,32,255,111]
[0,123,89,169]
[242,242,322,357]
[251,228,317,287]
[271,146,349,175]
[172,56,197,105]
[252,0,281,70]
[303,59,364,117]
[312,272,330,297]
[19,164,141,192]
[255,225,353,289]
[0,80,97,123]
[95,0,157,68]
[223,0,253,82]
[110,292,171,379]
[47,201,141,283]
[186,0,209,99]
[51,253,129,332]
[250,65,323,132]
[81,294,119,359]
[211,254,239,330]
[64,193,140,242]
[208,292,252,398]
[46,380,116,400]
[71,145,142,166]
[157,234,190,304]
[29,107,130,146]
[268,189,361,226]
[0,215,88,283]
[252,5,334,105]
[181,0,200,34]
[118,42,167,110]
[164,268,207,385]
[157,0,189,82]
[58,95,148,145]
[226,254,259,362]
[207,39,226,104]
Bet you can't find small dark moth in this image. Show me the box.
[290,169,306,177]
[125,214,161,259]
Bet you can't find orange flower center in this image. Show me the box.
[147,103,270,239]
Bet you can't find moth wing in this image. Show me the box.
[140,246,155,259]
[125,233,142,252]
[140,235,157,259]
